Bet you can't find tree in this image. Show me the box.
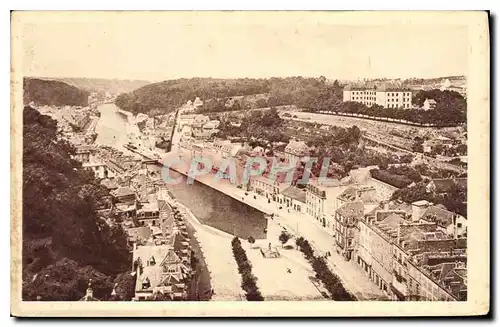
[412,139,424,153]
[279,231,291,248]
[22,107,131,300]
[113,272,136,301]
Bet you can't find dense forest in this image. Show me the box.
[22,106,132,300]
[23,78,90,107]
[115,77,344,115]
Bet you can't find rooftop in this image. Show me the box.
[337,186,358,202]
[113,186,136,198]
[420,205,463,228]
[127,226,152,242]
[337,201,364,219]
[281,186,306,203]
[429,178,467,193]
[412,200,433,207]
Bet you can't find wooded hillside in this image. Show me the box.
[115,77,344,115]
[22,106,131,300]
[23,78,89,107]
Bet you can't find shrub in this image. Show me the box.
[370,169,413,189]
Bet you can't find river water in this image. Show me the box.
[95,103,130,147]
[94,103,267,240]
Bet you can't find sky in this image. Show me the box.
[20,14,468,82]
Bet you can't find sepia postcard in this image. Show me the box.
[11,11,490,317]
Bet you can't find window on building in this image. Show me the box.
[457,223,462,228]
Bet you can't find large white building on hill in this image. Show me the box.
[343,84,413,109]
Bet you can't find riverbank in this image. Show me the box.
[162,151,274,216]
[166,197,246,301]
[160,149,387,300]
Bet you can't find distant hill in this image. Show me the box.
[23,78,89,107]
[115,77,344,115]
[37,77,152,94]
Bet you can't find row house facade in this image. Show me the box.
[305,178,349,231]
[249,175,290,202]
[355,206,467,301]
[334,201,365,260]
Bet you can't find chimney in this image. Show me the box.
[411,200,431,222]
[397,224,401,245]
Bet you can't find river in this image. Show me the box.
[94,103,268,240]
[95,103,130,147]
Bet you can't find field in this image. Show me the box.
[283,110,464,141]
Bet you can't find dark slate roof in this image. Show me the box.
[281,186,306,203]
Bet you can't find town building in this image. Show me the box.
[82,160,113,179]
[335,185,377,211]
[136,201,160,227]
[191,115,210,130]
[249,175,290,202]
[211,139,244,159]
[113,186,137,204]
[132,199,192,301]
[100,178,119,191]
[127,226,153,245]
[440,78,467,98]
[73,145,95,163]
[305,178,348,231]
[193,97,203,108]
[132,242,190,301]
[280,186,306,213]
[203,120,220,133]
[283,139,309,164]
[355,205,467,301]
[343,84,413,109]
[422,98,437,110]
[334,201,364,260]
[413,200,467,238]
[426,178,467,195]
